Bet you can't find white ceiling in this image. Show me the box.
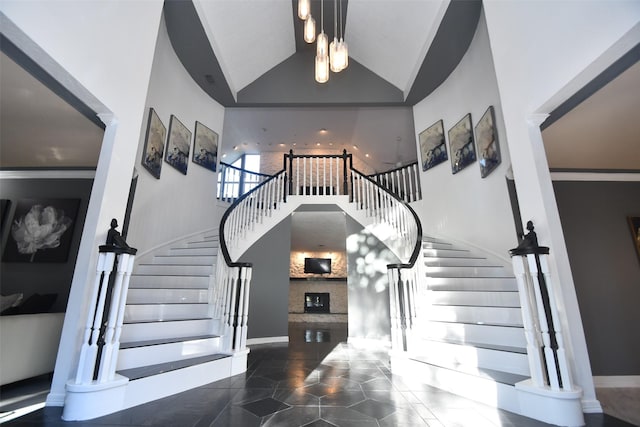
[290,209,347,252]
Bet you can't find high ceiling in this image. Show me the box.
[0,1,638,175]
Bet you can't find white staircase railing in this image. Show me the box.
[367,161,422,204]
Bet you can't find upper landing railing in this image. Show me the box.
[368,162,422,204]
[216,150,423,355]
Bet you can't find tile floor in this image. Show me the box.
[2,322,637,426]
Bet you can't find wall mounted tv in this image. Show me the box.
[304,257,331,274]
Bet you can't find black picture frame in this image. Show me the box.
[2,198,80,263]
[448,113,476,174]
[165,115,191,175]
[628,216,640,263]
[0,199,11,235]
[475,106,502,178]
[192,121,218,172]
[419,120,448,172]
[141,108,166,179]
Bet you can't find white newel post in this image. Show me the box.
[509,221,583,427]
[63,219,137,421]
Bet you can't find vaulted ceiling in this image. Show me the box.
[0,1,637,175]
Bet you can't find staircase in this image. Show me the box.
[394,235,530,413]
[113,231,234,410]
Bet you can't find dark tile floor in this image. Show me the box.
[2,322,636,426]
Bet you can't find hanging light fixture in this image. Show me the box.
[334,0,348,71]
[298,0,310,20]
[315,0,329,83]
[304,14,316,43]
[329,0,339,72]
[297,0,348,82]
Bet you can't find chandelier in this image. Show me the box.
[298,0,349,83]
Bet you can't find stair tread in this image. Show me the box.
[426,337,527,354]
[410,356,529,385]
[117,353,230,380]
[120,334,220,349]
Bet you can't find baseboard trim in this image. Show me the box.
[593,375,640,387]
[247,336,289,345]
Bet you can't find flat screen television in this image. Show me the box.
[304,257,331,274]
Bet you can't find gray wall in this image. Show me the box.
[345,216,399,342]
[239,216,291,339]
[553,180,640,375]
[1,178,93,313]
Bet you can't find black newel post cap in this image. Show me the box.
[100,218,137,255]
[509,221,549,256]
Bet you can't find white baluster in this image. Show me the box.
[75,251,115,384]
[512,255,546,387]
[526,253,560,390]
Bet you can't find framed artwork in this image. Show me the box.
[192,121,219,172]
[1,199,10,235]
[448,113,476,174]
[2,198,80,263]
[165,115,191,175]
[419,120,448,172]
[475,106,501,178]
[628,216,640,262]
[141,108,166,179]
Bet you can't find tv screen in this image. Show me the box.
[304,257,331,274]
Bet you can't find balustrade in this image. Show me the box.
[368,162,422,203]
[73,220,137,386]
[509,221,575,392]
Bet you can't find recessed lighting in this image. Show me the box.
[279,143,285,147]
[365,153,369,157]
[319,128,327,133]
[233,146,238,150]
[353,145,358,150]
[316,142,321,146]
[329,142,333,146]
[222,153,227,158]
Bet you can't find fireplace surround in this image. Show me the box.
[304,292,330,313]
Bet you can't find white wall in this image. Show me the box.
[0,0,164,405]
[127,16,225,252]
[412,10,516,260]
[482,0,640,412]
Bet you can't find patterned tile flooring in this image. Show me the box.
[3,322,636,426]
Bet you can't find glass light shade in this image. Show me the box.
[304,15,316,43]
[329,38,339,72]
[315,54,329,83]
[298,0,310,20]
[334,38,348,71]
[317,32,328,57]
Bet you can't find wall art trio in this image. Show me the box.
[141,108,219,179]
[419,106,501,178]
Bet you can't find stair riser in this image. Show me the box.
[117,337,221,370]
[424,258,490,267]
[135,265,212,275]
[412,340,530,376]
[124,304,209,323]
[122,356,234,414]
[184,241,219,249]
[425,266,510,277]
[167,247,217,256]
[426,277,517,291]
[427,306,523,327]
[127,289,209,304]
[129,275,211,289]
[120,318,217,342]
[430,291,520,307]
[418,321,526,348]
[422,242,455,250]
[423,249,473,258]
[151,255,216,266]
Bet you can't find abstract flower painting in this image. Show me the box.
[3,199,80,262]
